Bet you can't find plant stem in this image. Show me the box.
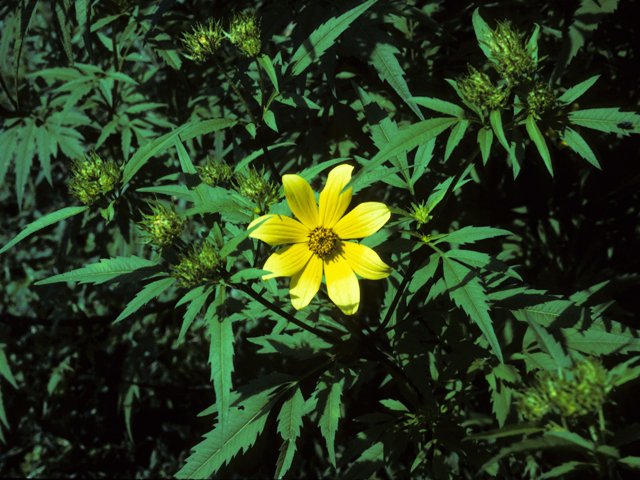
[213,57,257,125]
[376,146,480,333]
[232,282,343,344]
[253,55,266,112]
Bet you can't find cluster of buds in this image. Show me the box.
[181,19,224,63]
[235,166,279,207]
[181,10,261,62]
[227,10,261,57]
[457,65,507,111]
[171,242,224,289]
[67,150,120,205]
[517,357,609,421]
[486,21,537,83]
[526,81,557,116]
[138,202,185,249]
[197,157,234,187]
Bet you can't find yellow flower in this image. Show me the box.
[248,165,392,315]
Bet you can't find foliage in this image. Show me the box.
[1,0,639,478]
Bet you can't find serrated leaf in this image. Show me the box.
[471,9,494,60]
[229,269,271,283]
[482,431,594,472]
[177,286,214,344]
[175,138,209,206]
[1,206,89,255]
[569,108,640,135]
[114,276,175,323]
[409,253,440,293]
[558,75,600,104]
[619,456,640,469]
[148,32,181,70]
[343,441,384,480]
[353,82,410,188]
[276,92,320,109]
[540,461,592,478]
[524,314,572,368]
[54,0,74,65]
[136,184,193,201]
[348,117,457,191]
[122,124,189,185]
[208,313,234,457]
[176,374,290,479]
[257,54,279,93]
[562,328,640,355]
[409,97,465,118]
[290,0,378,77]
[179,118,238,142]
[36,256,161,285]
[477,127,493,165]
[557,127,601,169]
[526,114,553,176]
[274,387,305,479]
[444,119,469,161]
[365,41,424,120]
[441,255,503,363]
[490,109,509,152]
[317,373,345,468]
[445,249,522,280]
[432,226,512,246]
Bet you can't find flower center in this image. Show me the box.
[308,226,338,258]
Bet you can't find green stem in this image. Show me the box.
[253,55,266,112]
[213,56,257,125]
[232,282,343,344]
[376,146,480,333]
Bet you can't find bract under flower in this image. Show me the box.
[248,164,391,315]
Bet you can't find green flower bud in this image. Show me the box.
[457,65,507,110]
[235,166,279,206]
[197,157,234,187]
[409,201,432,225]
[138,202,185,249]
[527,81,557,116]
[518,357,609,421]
[486,22,536,82]
[182,19,224,63]
[517,387,551,421]
[67,150,121,205]
[171,242,224,289]
[228,10,261,57]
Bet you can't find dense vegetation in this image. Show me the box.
[1,0,639,478]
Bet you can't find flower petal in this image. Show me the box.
[324,249,360,315]
[262,243,313,279]
[319,164,353,228]
[283,174,319,229]
[248,215,310,245]
[333,202,390,239]
[290,254,323,310]
[342,241,392,280]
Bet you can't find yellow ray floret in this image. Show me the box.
[248,164,392,315]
